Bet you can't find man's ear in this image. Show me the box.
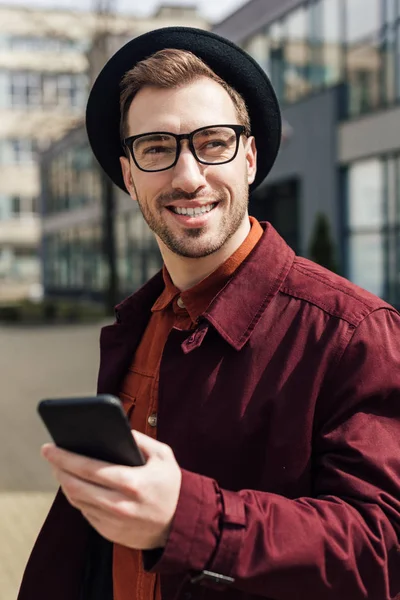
[120,156,136,199]
[245,136,257,186]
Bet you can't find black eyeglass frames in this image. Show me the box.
[123,124,247,173]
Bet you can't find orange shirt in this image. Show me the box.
[113,217,263,600]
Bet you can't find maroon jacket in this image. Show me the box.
[18,223,400,600]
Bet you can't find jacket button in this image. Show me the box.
[177,296,185,308]
[147,413,157,427]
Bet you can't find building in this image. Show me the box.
[214,0,400,308]
[40,124,163,303]
[0,3,208,302]
[40,0,400,308]
[39,4,209,305]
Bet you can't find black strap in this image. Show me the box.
[81,527,113,600]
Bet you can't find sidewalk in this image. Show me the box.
[0,321,107,599]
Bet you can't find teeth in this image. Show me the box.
[172,204,215,216]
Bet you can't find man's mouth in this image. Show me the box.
[167,203,217,216]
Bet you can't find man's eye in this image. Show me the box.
[143,146,173,155]
[206,140,226,148]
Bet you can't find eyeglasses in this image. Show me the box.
[123,124,246,173]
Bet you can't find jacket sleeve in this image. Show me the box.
[145,308,400,600]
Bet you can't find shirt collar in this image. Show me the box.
[151,216,264,322]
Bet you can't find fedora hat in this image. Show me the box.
[86,26,281,194]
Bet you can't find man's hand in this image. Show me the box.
[41,431,182,550]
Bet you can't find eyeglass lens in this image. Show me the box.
[132,126,238,171]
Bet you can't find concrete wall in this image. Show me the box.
[338,105,400,164]
[213,0,302,43]
[261,87,340,258]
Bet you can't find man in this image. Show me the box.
[18,27,400,600]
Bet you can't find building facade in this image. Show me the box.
[39,4,209,304]
[214,0,400,307]
[40,125,162,302]
[0,3,208,302]
[40,0,400,308]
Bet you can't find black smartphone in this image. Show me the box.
[37,394,145,467]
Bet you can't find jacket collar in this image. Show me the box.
[202,222,294,350]
[112,222,294,351]
[98,223,294,394]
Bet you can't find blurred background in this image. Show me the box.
[0,0,399,597]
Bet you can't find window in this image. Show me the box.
[11,72,41,108]
[243,29,270,73]
[384,0,397,24]
[396,22,400,99]
[45,142,101,215]
[14,247,40,281]
[345,0,381,43]
[346,156,400,305]
[0,139,37,165]
[348,160,384,228]
[321,0,343,85]
[0,194,12,220]
[269,21,285,101]
[347,159,385,297]
[346,38,381,116]
[8,36,84,53]
[348,232,385,297]
[11,196,20,216]
[0,194,37,219]
[0,71,8,108]
[382,24,396,104]
[283,6,310,103]
[7,71,87,110]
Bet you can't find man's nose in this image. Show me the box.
[171,144,206,193]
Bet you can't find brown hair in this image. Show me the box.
[119,48,251,141]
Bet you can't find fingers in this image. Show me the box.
[41,444,139,494]
[132,430,171,460]
[56,468,135,518]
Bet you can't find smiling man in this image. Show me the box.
[18,27,400,600]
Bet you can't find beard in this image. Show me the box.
[132,180,249,259]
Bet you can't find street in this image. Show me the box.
[0,320,110,599]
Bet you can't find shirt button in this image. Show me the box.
[177,296,185,308]
[148,413,157,427]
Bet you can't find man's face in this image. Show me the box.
[120,77,257,259]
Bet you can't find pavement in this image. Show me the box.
[0,320,111,600]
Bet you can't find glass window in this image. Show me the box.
[346,38,381,116]
[10,72,41,108]
[8,71,86,110]
[348,159,384,227]
[283,6,310,103]
[346,155,400,304]
[0,71,9,108]
[269,21,285,101]
[7,35,85,53]
[0,194,12,220]
[243,29,270,73]
[382,24,396,103]
[309,0,343,88]
[45,141,101,215]
[396,22,400,100]
[348,232,385,297]
[12,196,20,216]
[14,248,40,281]
[0,139,36,165]
[321,0,343,85]
[384,0,396,23]
[346,0,381,43]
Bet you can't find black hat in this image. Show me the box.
[86,26,281,194]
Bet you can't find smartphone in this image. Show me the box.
[37,394,145,467]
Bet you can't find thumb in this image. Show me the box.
[132,429,168,460]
